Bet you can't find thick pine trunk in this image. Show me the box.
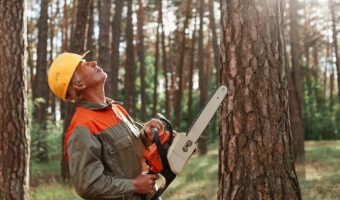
[125,0,136,116]
[0,0,29,198]
[98,0,112,98]
[33,0,50,162]
[288,0,305,163]
[137,0,147,121]
[219,0,302,199]
[111,0,123,99]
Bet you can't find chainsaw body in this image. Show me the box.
[143,129,172,173]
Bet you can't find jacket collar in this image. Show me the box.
[78,97,123,110]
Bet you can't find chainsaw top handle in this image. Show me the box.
[156,113,174,138]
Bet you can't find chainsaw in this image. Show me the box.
[142,85,228,200]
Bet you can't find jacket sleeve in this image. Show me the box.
[67,126,135,199]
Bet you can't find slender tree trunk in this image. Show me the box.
[209,0,220,83]
[153,2,161,117]
[329,0,340,102]
[174,0,192,128]
[125,0,136,115]
[188,11,197,125]
[98,0,112,98]
[137,0,147,121]
[62,0,69,51]
[0,1,29,198]
[33,0,50,162]
[198,0,208,155]
[219,0,302,199]
[86,0,94,61]
[111,0,123,99]
[50,0,59,123]
[288,0,305,163]
[160,0,170,119]
[62,0,91,181]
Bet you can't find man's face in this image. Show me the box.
[73,59,107,88]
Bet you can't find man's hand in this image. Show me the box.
[132,174,159,194]
[143,119,163,142]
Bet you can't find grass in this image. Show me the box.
[29,141,340,200]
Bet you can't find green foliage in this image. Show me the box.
[303,76,339,140]
[29,96,63,162]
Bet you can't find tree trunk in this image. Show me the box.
[50,0,59,123]
[125,0,136,116]
[160,0,170,119]
[111,0,123,99]
[329,0,340,102]
[208,0,220,83]
[137,0,147,121]
[0,0,29,198]
[98,0,112,98]
[62,0,69,51]
[219,0,302,199]
[86,0,94,61]
[188,11,197,125]
[174,0,191,128]
[197,0,208,155]
[61,0,91,181]
[288,0,305,163]
[153,1,161,117]
[33,0,50,162]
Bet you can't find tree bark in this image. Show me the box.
[33,0,50,162]
[137,0,147,121]
[219,0,302,199]
[288,0,305,163]
[98,0,112,98]
[0,0,29,198]
[125,0,136,116]
[111,0,123,99]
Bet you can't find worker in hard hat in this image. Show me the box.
[48,52,160,199]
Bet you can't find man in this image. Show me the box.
[48,52,160,200]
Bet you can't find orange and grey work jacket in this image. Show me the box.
[64,98,150,200]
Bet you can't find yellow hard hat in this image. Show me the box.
[48,51,88,100]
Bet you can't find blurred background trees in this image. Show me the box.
[25,0,339,179]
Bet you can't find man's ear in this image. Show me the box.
[72,82,86,91]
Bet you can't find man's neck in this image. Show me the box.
[81,85,106,105]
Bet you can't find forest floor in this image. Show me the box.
[29,141,340,200]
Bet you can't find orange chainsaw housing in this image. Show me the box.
[143,130,172,173]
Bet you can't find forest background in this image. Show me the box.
[0,0,339,199]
